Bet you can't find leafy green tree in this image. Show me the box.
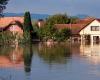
[54,28,71,41]
[69,17,78,24]
[46,14,69,26]
[0,0,9,16]
[38,25,57,41]
[37,14,75,41]
[61,28,72,40]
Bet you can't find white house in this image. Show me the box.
[55,17,100,43]
[79,19,100,44]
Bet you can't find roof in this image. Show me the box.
[55,24,86,35]
[77,17,95,24]
[0,17,24,27]
[0,17,24,31]
[55,17,97,35]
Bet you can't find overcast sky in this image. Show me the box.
[4,0,100,17]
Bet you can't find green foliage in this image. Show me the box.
[38,27,71,41]
[38,25,57,41]
[24,11,39,40]
[0,31,17,45]
[46,14,69,26]
[24,11,33,32]
[37,14,75,41]
[69,17,79,24]
[19,31,31,44]
[0,31,31,45]
[0,0,9,16]
[54,28,72,41]
[45,14,78,25]
[60,28,72,39]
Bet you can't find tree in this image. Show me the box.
[37,14,77,41]
[38,24,57,41]
[69,16,79,24]
[24,11,36,40]
[46,14,69,26]
[0,0,9,16]
[24,11,33,32]
[54,28,72,41]
[60,28,72,40]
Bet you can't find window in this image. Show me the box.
[91,26,99,31]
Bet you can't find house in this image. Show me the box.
[55,17,100,43]
[0,17,24,36]
[36,19,45,28]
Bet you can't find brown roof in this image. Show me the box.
[77,17,95,24]
[55,24,86,35]
[0,17,24,28]
[55,18,96,35]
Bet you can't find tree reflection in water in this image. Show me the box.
[38,43,72,64]
[23,44,33,80]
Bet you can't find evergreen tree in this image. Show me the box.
[23,11,34,40]
[0,0,9,16]
[24,11,33,32]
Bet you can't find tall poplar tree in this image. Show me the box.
[23,11,35,41]
[24,11,33,32]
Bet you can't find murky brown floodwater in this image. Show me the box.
[0,43,100,80]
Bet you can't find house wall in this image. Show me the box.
[9,25,23,34]
[79,20,100,44]
[80,20,100,35]
[8,25,23,39]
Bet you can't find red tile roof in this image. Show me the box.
[55,24,86,35]
[77,17,95,24]
[0,17,24,32]
[55,17,96,35]
[0,17,24,28]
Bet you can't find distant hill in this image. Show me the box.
[75,14,89,19]
[4,13,49,20]
[4,13,90,20]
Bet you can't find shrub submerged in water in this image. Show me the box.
[0,31,17,45]
[0,31,31,45]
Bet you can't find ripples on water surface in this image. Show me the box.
[0,43,100,80]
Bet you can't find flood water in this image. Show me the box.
[0,42,100,80]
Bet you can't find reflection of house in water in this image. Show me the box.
[0,46,24,68]
[80,44,100,64]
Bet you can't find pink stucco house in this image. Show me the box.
[0,17,24,35]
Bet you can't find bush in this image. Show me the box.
[54,28,71,41]
[0,31,17,45]
[0,31,31,45]
[19,31,31,44]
